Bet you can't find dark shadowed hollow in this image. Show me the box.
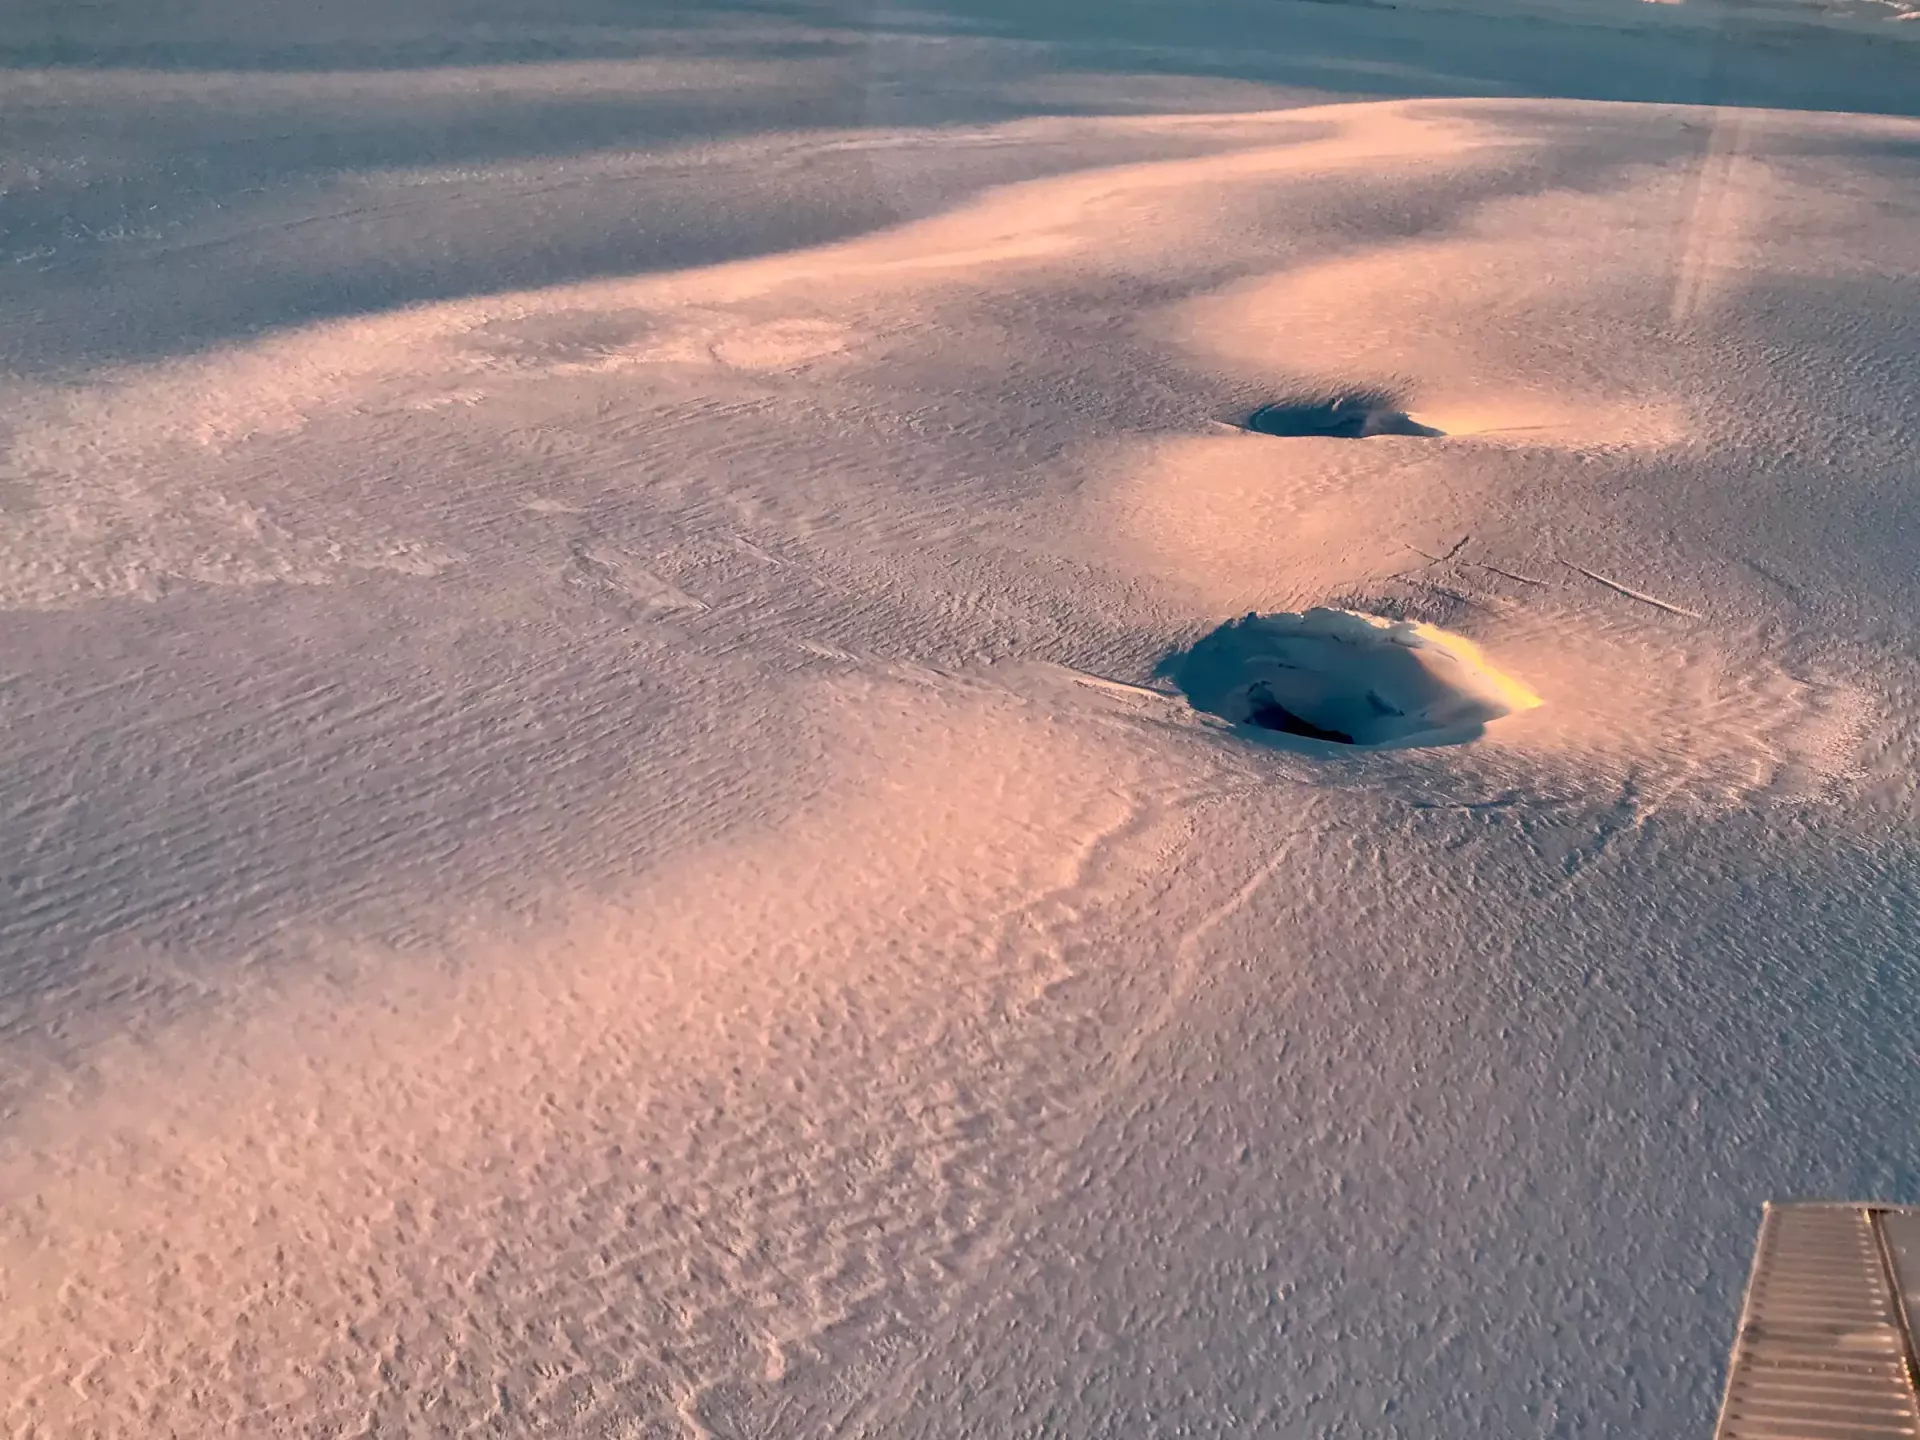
[1244,393,1443,438]
[1158,608,1539,748]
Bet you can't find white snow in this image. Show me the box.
[2,2,1919,1437]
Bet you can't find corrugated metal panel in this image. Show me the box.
[1714,1204,1920,1440]
[1884,1212,1920,1344]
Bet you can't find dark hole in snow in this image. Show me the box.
[1245,685,1355,743]
[1156,608,1538,750]
[1244,394,1442,439]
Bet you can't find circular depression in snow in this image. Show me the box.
[1244,394,1442,439]
[1159,608,1540,748]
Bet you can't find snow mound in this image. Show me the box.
[1244,393,1442,439]
[1160,608,1540,747]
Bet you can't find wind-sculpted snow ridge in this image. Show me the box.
[1161,607,1541,747]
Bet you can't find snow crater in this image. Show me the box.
[1160,608,1540,747]
[1244,393,1442,439]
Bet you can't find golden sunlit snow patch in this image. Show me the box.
[1091,429,1468,612]
[1173,180,1701,453]
[1475,604,1870,808]
[0,672,1188,1438]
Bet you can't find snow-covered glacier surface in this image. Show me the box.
[1,2,1917,1435]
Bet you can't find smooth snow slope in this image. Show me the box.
[3,4,1919,1438]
